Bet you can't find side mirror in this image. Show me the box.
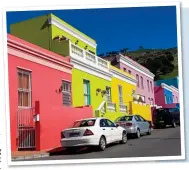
[116,124,119,127]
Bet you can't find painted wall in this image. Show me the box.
[155,77,179,88]
[8,36,93,151]
[10,15,51,51]
[172,89,179,103]
[119,62,155,105]
[72,68,111,111]
[129,102,152,121]
[154,86,177,109]
[51,21,96,54]
[10,14,96,56]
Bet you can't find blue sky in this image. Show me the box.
[6,6,177,54]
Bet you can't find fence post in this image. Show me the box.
[35,101,40,151]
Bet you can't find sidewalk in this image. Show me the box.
[12,147,65,161]
[12,150,50,161]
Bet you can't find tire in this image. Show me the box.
[120,131,127,144]
[135,128,140,138]
[98,136,106,151]
[172,120,176,128]
[147,127,151,135]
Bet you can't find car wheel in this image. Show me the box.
[120,131,127,144]
[172,120,176,128]
[135,128,140,138]
[147,127,151,135]
[98,136,106,151]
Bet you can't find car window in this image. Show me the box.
[116,116,133,121]
[105,119,116,127]
[71,119,96,128]
[138,115,145,121]
[100,119,108,127]
[134,115,141,122]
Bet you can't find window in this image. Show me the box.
[150,81,153,92]
[128,70,131,74]
[134,115,141,122]
[151,98,154,105]
[62,81,72,106]
[83,80,91,105]
[18,69,32,107]
[137,115,145,122]
[116,116,133,122]
[106,87,112,102]
[147,80,150,92]
[173,95,174,102]
[136,74,139,87]
[176,97,178,103]
[140,76,144,89]
[71,119,96,128]
[165,95,167,104]
[100,119,108,127]
[123,68,127,72]
[105,119,116,127]
[118,85,123,104]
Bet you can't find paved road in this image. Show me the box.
[25,126,181,161]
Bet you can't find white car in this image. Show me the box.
[60,118,127,151]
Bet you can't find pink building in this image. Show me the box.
[103,54,155,105]
[7,34,93,152]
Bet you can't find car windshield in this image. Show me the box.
[70,119,96,128]
[116,116,133,121]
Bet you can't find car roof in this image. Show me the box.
[74,117,103,122]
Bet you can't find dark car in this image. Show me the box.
[152,108,180,128]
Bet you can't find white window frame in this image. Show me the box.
[62,80,72,106]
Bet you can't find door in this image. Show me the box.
[134,115,145,133]
[99,119,112,144]
[105,119,121,142]
[138,115,149,133]
[83,80,91,105]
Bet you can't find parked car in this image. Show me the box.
[115,115,152,138]
[152,108,180,128]
[60,118,127,151]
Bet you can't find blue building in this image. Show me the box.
[155,76,179,88]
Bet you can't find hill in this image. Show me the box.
[98,47,178,81]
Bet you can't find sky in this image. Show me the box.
[6,6,177,54]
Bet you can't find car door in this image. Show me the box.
[134,115,145,133]
[105,119,120,142]
[138,115,149,133]
[99,119,112,144]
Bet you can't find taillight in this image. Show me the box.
[126,122,133,126]
[83,129,94,136]
[61,132,65,138]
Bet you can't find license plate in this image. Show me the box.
[69,132,80,137]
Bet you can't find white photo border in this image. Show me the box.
[2,1,185,166]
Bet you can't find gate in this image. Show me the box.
[17,107,36,150]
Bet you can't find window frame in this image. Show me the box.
[17,68,32,108]
[106,86,112,102]
[83,80,91,105]
[62,80,72,106]
[118,85,123,104]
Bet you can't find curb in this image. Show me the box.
[12,153,50,161]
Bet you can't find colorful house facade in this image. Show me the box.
[102,54,155,105]
[10,13,153,122]
[154,83,179,108]
[7,34,93,152]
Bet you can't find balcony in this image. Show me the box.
[107,102,116,112]
[70,43,110,70]
[119,104,127,113]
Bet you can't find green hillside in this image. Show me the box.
[99,47,178,81]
